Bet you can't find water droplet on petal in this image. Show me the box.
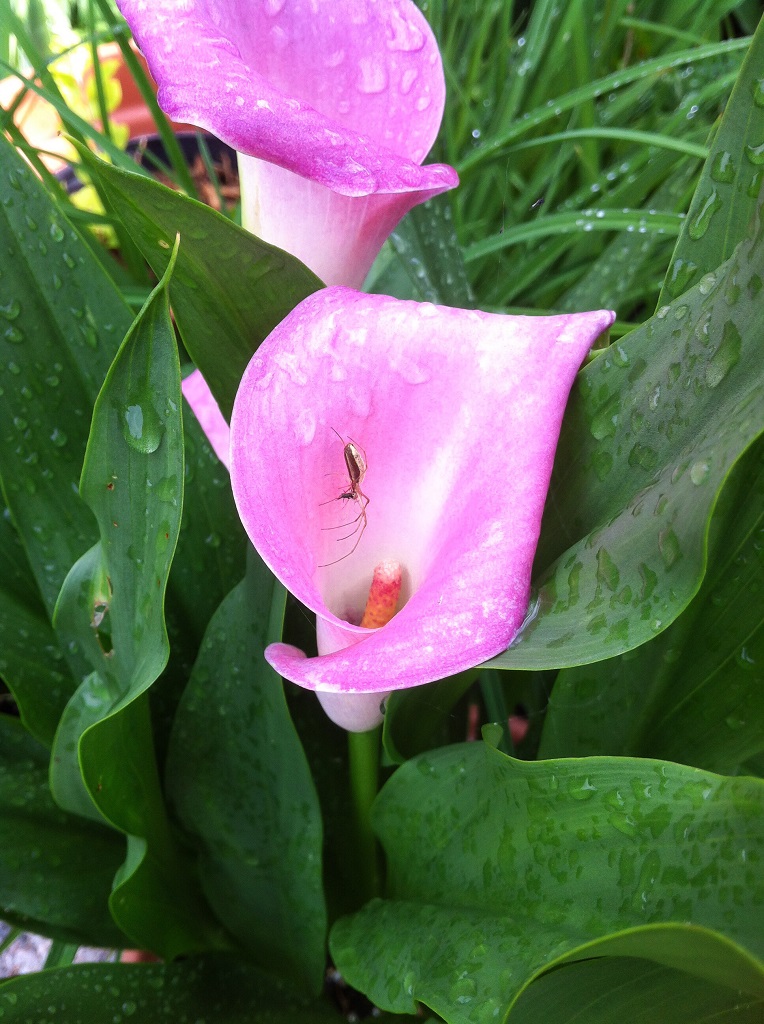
[357,55,388,94]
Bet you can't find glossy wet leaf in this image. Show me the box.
[152,408,249,767]
[74,143,322,419]
[0,714,125,947]
[166,549,326,991]
[508,956,763,1024]
[0,135,130,615]
[491,198,764,671]
[167,410,247,661]
[0,136,240,749]
[0,505,72,746]
[0,955,368,1023]
[50,251,225,957]
[659,15,764,306]
[331,743,764,1024]
[539,436,764,771]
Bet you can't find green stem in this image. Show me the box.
[44,940,79,969]
[479,669,513,756]
[348,726,381,901]
[0,927,21,958]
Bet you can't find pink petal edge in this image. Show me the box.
[116,0,458,198]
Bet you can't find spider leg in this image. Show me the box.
[318,497,368,566]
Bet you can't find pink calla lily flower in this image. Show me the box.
[116,0,458,287]
[228,288,615,731]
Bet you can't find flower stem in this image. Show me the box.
[348,725,381,901]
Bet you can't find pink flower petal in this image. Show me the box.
[229,288,615,729]
[117,0,458,286]
[238,155,447,287]
[182,369,231,468]
[116,0,456,193]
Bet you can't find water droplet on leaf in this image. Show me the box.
[705,321,741,387]
[688,190,722,239]
[122,401,164,454]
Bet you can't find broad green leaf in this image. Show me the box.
[51,249,225,957]
[331,743,764,1024]
[0,504,72,746]
[508,956,763,1024]
[166,549,326,992]
[285,682,379,923]
[0,956,371,1024]
[0,714,125,947]
[539,436,764,770]
[0,135,130,616]
[490,196,764,671]
[167,410,247,661]
[0,138,236,747]
[366,195,473,306]
[73,142,322,419]
[659,14,764,306]
[151,408,248,771]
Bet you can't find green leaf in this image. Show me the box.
[150,408,249,770]
[659,15,764,306]
[0,504,72,746]
[285,683,374,923]
[0,714,125,947]
[367,196,473,306]
[166,549,326,992]
[539,436,764,770]
[166,411,247,660]
[0,955,363,1024]
[0,134,130,616]
[490,198,764,671]
[50,247,225,957]
[73,142,322,419]
[558,162,698,314]
[0,137,231,749]
[457,38,750,175]
[508,957,764,1024]
[331,743,764,1023]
